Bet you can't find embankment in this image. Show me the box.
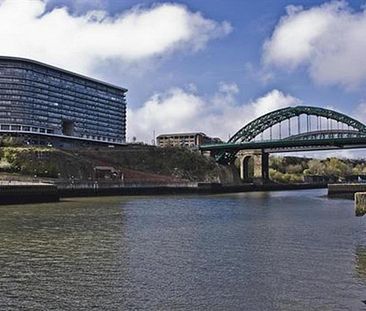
[328,183,366,199]
[0,182,326,205]
[0,183,59,204]
[58,182,326,198]
[0,145,226,183]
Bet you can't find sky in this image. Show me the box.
[2,0,366,157]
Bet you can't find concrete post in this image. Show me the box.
[355,192,366,216]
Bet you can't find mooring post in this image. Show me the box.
[355,192,366,217]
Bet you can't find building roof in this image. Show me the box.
[157,132,207,138]
[94,166,118,172]
[0,55,127,92]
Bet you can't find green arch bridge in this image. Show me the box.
[199,106,366,183]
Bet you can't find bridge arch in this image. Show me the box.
[229,106,366,143]
[239,154,254,181]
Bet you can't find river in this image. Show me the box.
[1,189,366,310]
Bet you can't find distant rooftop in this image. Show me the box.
[157,132,207,138]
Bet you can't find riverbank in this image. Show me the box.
[0,182,327,205]
[328,183,366,199]
[59,182,327,198]
[0,183,59,204]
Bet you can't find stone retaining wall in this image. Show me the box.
[0,184,59,204]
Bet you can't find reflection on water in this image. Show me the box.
[0,197,130,310]
[0,190,366,310]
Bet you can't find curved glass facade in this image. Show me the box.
[0,56,127,144]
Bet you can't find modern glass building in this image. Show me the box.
[0,56,127,146]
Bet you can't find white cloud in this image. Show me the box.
[263,1,366,88]
[218,81,239,94]
[0,0,231,75]
[250,89,301,117]
[128,88,205,141]
[128,86,301,142]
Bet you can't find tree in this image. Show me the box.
[306,159,325,175]
[325,158,352,177]
[286,164,303,174]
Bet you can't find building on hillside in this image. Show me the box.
[0,56,127,147]
[156,132,221,148]
[94,166,122,180]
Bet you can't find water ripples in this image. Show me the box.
[0,191,366,310]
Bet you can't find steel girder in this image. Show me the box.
[283,129,366,141]
[229,106,366,143]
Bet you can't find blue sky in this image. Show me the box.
[2,0,366,152]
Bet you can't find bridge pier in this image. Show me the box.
[238,150,269,184]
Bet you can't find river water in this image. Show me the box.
[1,189,366,310]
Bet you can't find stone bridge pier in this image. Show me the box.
[237,150,269,184]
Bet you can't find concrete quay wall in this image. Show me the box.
[0,182,327,204]
[59,182,326,198]
[59,183,223,197]
[0,184,59,204]
[328,183,366,198]
[355,192,366,216]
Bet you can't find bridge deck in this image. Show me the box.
[200,136,366,153]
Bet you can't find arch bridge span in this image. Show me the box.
[199,106,366,183]
[229,106,366,144]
